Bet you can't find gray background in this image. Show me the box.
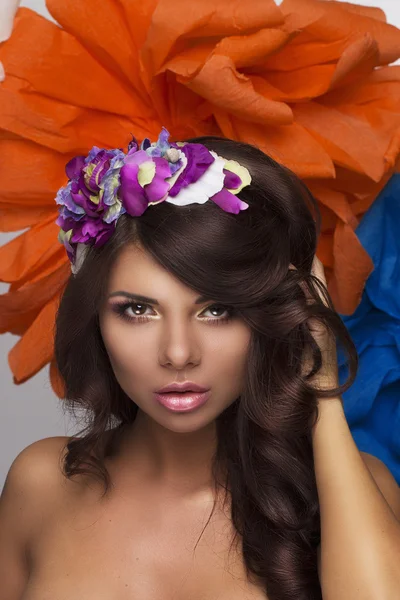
[1,0,400,489]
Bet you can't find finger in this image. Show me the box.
[289,257,329,307]
[311,255,327,285]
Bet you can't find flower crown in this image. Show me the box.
[55,127,252,274]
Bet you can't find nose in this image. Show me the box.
[158,320,201,370]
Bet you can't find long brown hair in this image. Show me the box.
[54,136,358,600]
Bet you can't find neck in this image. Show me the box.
[115,410,220,497]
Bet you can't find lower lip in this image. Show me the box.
[154,390,211,412]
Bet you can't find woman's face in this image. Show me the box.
[98,244,251,433]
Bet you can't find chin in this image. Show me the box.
[143,402,219,433]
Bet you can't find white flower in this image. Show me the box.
[166,151,226,207]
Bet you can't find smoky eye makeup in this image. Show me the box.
[109,300,151,322]
[108,299,236,325]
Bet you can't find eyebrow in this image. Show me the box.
[108,291,212,305]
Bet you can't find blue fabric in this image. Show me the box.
[337,173,400,484]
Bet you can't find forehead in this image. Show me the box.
[111,244,160,274]
[107,243,191,297]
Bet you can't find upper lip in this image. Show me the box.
[156,381,209,394]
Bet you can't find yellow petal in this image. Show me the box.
[138,160,156,186]
[222,159,252,194]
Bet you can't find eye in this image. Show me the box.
[110,301,235,325]
[202,304,233,322]
[111,301,153,322]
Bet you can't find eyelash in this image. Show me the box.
[111,301,235,325]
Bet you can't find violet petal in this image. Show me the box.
[145,157,172,203]
[66,155,86,180]
[223,169,242,190]
[168,143,214,197]
[119,161,148,216]
[209,188,249,214]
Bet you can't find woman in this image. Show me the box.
[1,130,400,600]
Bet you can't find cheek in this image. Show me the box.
[209,327,250,388]
[99,318,154,382]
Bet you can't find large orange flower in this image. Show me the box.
[1,0,400,397]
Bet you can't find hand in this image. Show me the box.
[291,256,340,392]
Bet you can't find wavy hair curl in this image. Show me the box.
[54,136,358,600]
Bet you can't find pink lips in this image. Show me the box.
[154,390,211,412]
[155,381,209,394]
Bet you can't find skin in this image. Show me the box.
[1,249,399,599]
[98,242,252,496]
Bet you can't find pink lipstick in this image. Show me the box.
[154,390,211,412]
[154,381,211,412]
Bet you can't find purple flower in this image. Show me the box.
[71,216,115,247]
[56,147,126,261]
[140,126,171,158]
[119,149,172,216]
[55,181,85,219]
[168,143,214,197]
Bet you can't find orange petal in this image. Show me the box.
[0,262,69,335]
[0,135,76,230]
[162,29,292,76]
[318,204,338,235]
[307,183,359,230]
[214,28,292,70]
[263,36,351,73]
[293,102,390,181]
[46,0,154,95]
[327,221,374,315]
[232,119,335,179]
[182,54,293,126]
[0,75,149,153]
[280,0,400,66]
[322,65,400,109]
[263,35,379,99]
[9,294,60,383]
[0,212,62,283]
[141,0,283,79]
[0,203,55,231]
[160,42,217,79]
[0,136,69,203]
[333,2,387,22]
[1,8,149,118]
[8,297,59,383]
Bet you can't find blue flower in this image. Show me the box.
[338,174,400,483]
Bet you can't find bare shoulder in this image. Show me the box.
[1,436,73,529]
[0,436,72,598]
[2,436,72,499]
[359,451,400,521]
[1,436,76,536]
